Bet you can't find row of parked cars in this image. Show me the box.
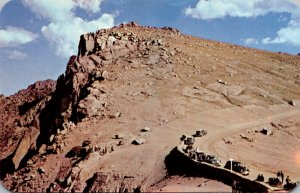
[183,129,250,176]
[189,149,222,167]
[188,148,250,175]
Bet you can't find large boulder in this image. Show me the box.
[12,126,40,169]
[76,95,107,119]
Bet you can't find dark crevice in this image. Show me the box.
[18,98,42,115]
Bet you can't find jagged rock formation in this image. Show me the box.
[0,22,179,190]
[0,80,56,172]
[1,22,300,192]
[37,21,173,144]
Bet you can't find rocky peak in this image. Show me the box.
[0,22,174,173]
[78,22,138,57]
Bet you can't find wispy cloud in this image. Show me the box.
[0,0,10,12]
[73,0,104,13]
[262,24,300,46]
[185,0,296,20]
[5,50,28,60]
[0,26,39,48]
[243,38,259,45]
[22,0,74,22]
[185,0,300,46]
[22,0,115,58]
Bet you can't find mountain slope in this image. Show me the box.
[1,22,300,192]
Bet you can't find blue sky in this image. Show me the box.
[0,0,300,96]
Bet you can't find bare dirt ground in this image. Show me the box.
[148,176,231,192]
[1,24,300,192]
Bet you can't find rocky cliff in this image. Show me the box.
[0,80,56,173]
[0,22,181,191]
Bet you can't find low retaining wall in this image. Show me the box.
[165,146,273,193]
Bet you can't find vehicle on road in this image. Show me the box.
[194,129,208,137]
[224,160,250,175]
[205,155,222,167]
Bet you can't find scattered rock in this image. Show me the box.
[37,167,45,174]
[223,138,233,144]
[109,111,121,118]
[260,127,273,136]
[24,174,35,181]
[159,118,169,125]
[217,79,227,85]
[118,140,125,146]
[49,134,55,143]
[27,160,33,166]
[115,134,125,139]
[107,36,116,46]
[240,134,255,142]
[101,71,109,79]
[141,127,151,132]
[289,100,296,106]
[82,140,91,147]
[132,138,146,145]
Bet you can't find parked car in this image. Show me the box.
[205,155,222,167]
[224,160,250,175]
[194,129,208,137]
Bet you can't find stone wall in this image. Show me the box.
[165,146,272,193]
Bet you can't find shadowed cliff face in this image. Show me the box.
[0,80,56,175]
[1,21,300,192]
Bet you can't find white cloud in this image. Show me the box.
[22,0,103,21]
[0,26,39,48]
[262,22,300,46]
[73,0,104,13]
[0,0,10,12]
[5,50,28,60]
[243,38,259,45]
[22,0,115,58]
[42,14,114,57]
[185,0,296,19]
[185,0,300,46]
[22,0,74,22]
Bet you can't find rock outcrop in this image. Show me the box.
[84,172,141,192]
[11,126,40,169]
[0,80,56,172]
[1,22,170,177]
[37,21,169,144]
